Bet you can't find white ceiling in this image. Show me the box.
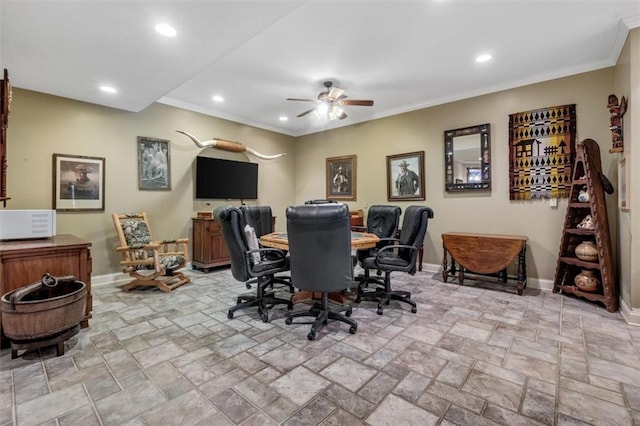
[2,1,639,137]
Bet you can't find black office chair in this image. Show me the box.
[357,205,434,315]
[213,206,292,323]
[285,203,357,340]
[355,205,402,289]
[240,205,293,292]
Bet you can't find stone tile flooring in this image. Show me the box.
[1,268,639,425]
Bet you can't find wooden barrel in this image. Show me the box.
[1,274,87,340]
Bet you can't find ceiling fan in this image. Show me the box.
[287,80,374,120]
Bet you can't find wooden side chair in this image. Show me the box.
[112,212,190,292]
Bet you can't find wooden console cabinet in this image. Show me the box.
[0,234,92,348]
[192,218,230,272]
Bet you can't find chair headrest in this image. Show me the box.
[287,203,348,223]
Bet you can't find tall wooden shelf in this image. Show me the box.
[553,139,617,312]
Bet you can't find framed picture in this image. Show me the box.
[138,136,171,190]
[387,151,425,201]
[619,156,629,210]
[53,154,105,212]
[326,155,356,201]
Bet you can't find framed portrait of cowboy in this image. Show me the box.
[326,155,356,201]
[52,153,105,212]
[387,151,425,201]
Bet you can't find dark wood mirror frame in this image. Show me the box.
[0,69,10,206]
[444,123,491,193]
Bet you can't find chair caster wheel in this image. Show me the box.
[260,312,269,323]
[385,300,390,305]
[246,283,252,289]
[227,311,234,319]
[376,307,383,315]
[411,307,417,313]
[345,308,352,317]
[307,331,316,341]
[349,326,357,334]
[285,317,293,325]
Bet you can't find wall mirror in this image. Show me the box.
[444,123,491,192]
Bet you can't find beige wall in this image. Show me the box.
[615,27,639,310]
[6,89,296,276]
[5,67,623,289]
[296,68,617,284]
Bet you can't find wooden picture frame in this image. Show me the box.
[138,136,171,190]
[387,151,425,201]
[619,155,629,210]
[326,155,356,201]
[53,154,105,212]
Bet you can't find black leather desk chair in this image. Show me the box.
[358,205,434,315]
[213,206,292,323]
[240,205,293,292]
[285,203,357,340]
[356,205,402,289]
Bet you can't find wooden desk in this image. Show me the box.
[260,231,379,304]
[0,234,92,348]
[442,232,527,295]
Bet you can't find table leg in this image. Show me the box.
[517,244,527,295]
[442,249,449,282]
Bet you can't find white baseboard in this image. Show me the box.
[619,298,640,326]
[92,272,129,287]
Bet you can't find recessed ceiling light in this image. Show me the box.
[100,86,117,93]
[212,95,224,102]
[476,54,492,63]
[155,23,176,37]
[279,116,288,121]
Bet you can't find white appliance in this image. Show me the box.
[0,210,56,240]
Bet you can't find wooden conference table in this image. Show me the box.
[260,231,380,303]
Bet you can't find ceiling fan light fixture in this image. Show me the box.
[329,106,346,121]
[155,23,177,37]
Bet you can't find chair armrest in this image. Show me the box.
[376,243,415,255]
[116,242,161,252]
[245,248,288,276]
[159,238,189,244]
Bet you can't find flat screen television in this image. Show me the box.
[195,156,258,200]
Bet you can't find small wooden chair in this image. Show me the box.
[112,212,190,292]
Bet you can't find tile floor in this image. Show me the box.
[1,267,639,425]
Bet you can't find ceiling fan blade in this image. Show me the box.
[286,98,316,102]
[327,87,344,100]
[296,108,316,118]
[340,99,374,106]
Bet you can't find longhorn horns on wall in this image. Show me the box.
[175,130,286,160]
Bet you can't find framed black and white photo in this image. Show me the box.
[387,151,425,201]
[138,136,171,190]
[53,153,105,212]
[326,155,356,201]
